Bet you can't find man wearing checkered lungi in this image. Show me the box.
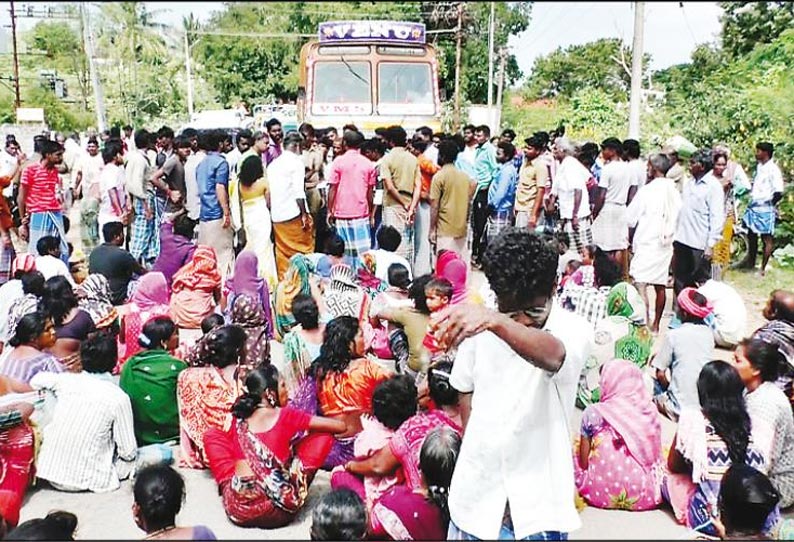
[379,127,421,267]
[327,131,376,268]
[486,141,519,244]
[124,131,159,265]
[547,137,593,256]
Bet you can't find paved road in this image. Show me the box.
[16,207,771,539]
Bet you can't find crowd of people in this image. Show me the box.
[0,116,790,541]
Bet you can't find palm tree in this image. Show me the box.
[95,2,171,122]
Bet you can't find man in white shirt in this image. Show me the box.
[34,235,75,286]
[30,332,137,492]
[736,141,786,275]
[591,138,632,272]
[226,129,251,179]
[363,225,412,282]
[74,138,106,251]
[97,140,128,233]
[435,228,592,540]
[624,139,649,204]
[267,132,314,280]
[547,137,592,256]
[697,276,747,348]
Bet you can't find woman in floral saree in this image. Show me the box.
[177,325,247,468]
[574,358,663,511]
[273,254,314,339]
[203,365,345,528]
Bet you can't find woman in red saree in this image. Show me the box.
[0,375,36,529]
[204,365,346,528]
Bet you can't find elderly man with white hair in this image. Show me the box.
[547,137,593,255]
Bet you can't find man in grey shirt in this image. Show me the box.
[652,288,716,421]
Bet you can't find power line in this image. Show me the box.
[678,2,699,46]
[251,3,439,19]
[187,28,456,39]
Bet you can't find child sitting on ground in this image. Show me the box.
[422,278,454,359]
[652,287,715,421]
[316,234,355,279]
[559,260,582,296]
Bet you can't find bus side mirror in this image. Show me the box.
[440,88,447,101]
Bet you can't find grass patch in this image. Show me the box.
[723,265,794,310]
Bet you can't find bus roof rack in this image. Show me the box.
[318,21,426,45]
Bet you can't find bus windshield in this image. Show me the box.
[312,61,372,115]
[377,62,434,115]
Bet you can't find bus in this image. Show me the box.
[297,20,442,136]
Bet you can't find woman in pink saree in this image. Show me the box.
[435,250,468,305]
[117,272,170,373]
[574,358,663,510]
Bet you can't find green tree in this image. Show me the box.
[193,2,531,107]
[24,21,90,109]
[425,2,532,104]
[559,87,628,142]
[521,38,649,101]
[95,2,184,124]
[652,43,723,98]
[719,1,794,57]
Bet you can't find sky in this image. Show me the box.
[1,1,724,75]
[508,1,724,75]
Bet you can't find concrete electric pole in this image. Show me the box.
[627,1,644,139]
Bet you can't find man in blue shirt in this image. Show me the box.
[487,141,518,245]
[672,149,724,296]
[195,129,234,277]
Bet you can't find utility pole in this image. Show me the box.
[453,1,463,130]
[628,1,644,139]
[81,2,106,131]
[9,1,21,108]
[184,29,194,119]
[495,47,506,133]
[486,2,495,109]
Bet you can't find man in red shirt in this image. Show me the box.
[327,130,376,267]
[18,139,69,264]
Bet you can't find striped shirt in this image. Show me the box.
[20,162,61,213]
[0,352,63,384]
[30,371,137,493]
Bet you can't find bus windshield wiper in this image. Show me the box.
[340,55,368,86]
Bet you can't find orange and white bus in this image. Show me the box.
[297,21,442,136]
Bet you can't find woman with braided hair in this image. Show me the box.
[203,364,345,528]
[663,360,766,536]
[370,425,462,540]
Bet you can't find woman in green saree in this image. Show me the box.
[577,282,654,407]
[120,316,187,446]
